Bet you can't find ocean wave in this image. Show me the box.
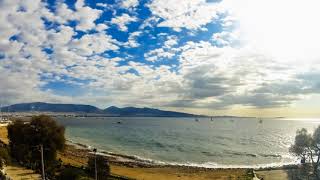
[258,153,282,158]
[201,151,219,157]
[160,161,299,169]
[214,135,233,141]
[121,154,299,169]
[66,139,299,169]
[224,150,257,157]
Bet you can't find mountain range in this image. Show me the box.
[0,102,198,117]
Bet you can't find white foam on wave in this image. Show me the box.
[67,138,300,169]
[131,154,300,169]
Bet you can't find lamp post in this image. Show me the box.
[40,144,45,180]
[31,125,45,180]
[93,148,97,180]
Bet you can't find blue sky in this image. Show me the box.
[1,0,320,117]
[41,0,225,93]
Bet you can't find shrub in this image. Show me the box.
[58,167,87,180]
[0,146,10,168]
[87,155,110,180]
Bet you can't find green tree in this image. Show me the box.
[87,155,110,180]
[7,115,65,176]
[290,127,320,178]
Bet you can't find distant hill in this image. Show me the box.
[104,106,195,117]
[1,102,198,117]
[1,102,101,113]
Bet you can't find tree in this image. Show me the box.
[7,115,65,176]
[87,155,110,180]
[290,127,320,178]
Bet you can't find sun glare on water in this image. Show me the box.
[226,0,320,63]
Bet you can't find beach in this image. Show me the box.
[0,125,295,180]
[57,143,250,179]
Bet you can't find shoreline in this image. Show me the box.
[65,139,299,171]
[60,142,298,179]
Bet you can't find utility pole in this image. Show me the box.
[93,148,97,180]
[40,144,45,180]
[0,103,2,121]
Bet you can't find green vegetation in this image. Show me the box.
[290,126,320,178]
[0,146,10,168]
[5,115,116,180]
[0,145,10,179]
[58,166,88,180]
[87,154,111,180]
[8,115,65,178]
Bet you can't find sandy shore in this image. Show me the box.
[0,126,294,180]
[58,144,250,179]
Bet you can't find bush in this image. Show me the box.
[0,146,10,168]
[87,155,110,180]
[58,167,87,180]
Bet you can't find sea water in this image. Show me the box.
[56,117,320,168]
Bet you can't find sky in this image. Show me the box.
[1,0,320,118]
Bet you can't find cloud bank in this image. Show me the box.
[0,0,319,117]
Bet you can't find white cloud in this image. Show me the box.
[96,3,109,8]
[171,41,314,109]
[164,35,178,48]
[144,48,176,62]
[74,7,102,31]
[53,0,102,31]
[139,16,160,29]
[212,31,239,46]
[47,25,75,46]
[111,13,138,31]
[70,33,120,56]
[124,31,142,48]
[0,68,73,105]
[120,0,139,9]
[144,35,179,61]
[95,23,109,32]
[0,0,125,106]
[147,0,223,31]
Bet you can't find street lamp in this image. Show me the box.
[31,125,45,180]
[93,148,97,180]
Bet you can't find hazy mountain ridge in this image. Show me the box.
[1,102,197,117]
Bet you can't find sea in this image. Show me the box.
[56,117,320,168]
